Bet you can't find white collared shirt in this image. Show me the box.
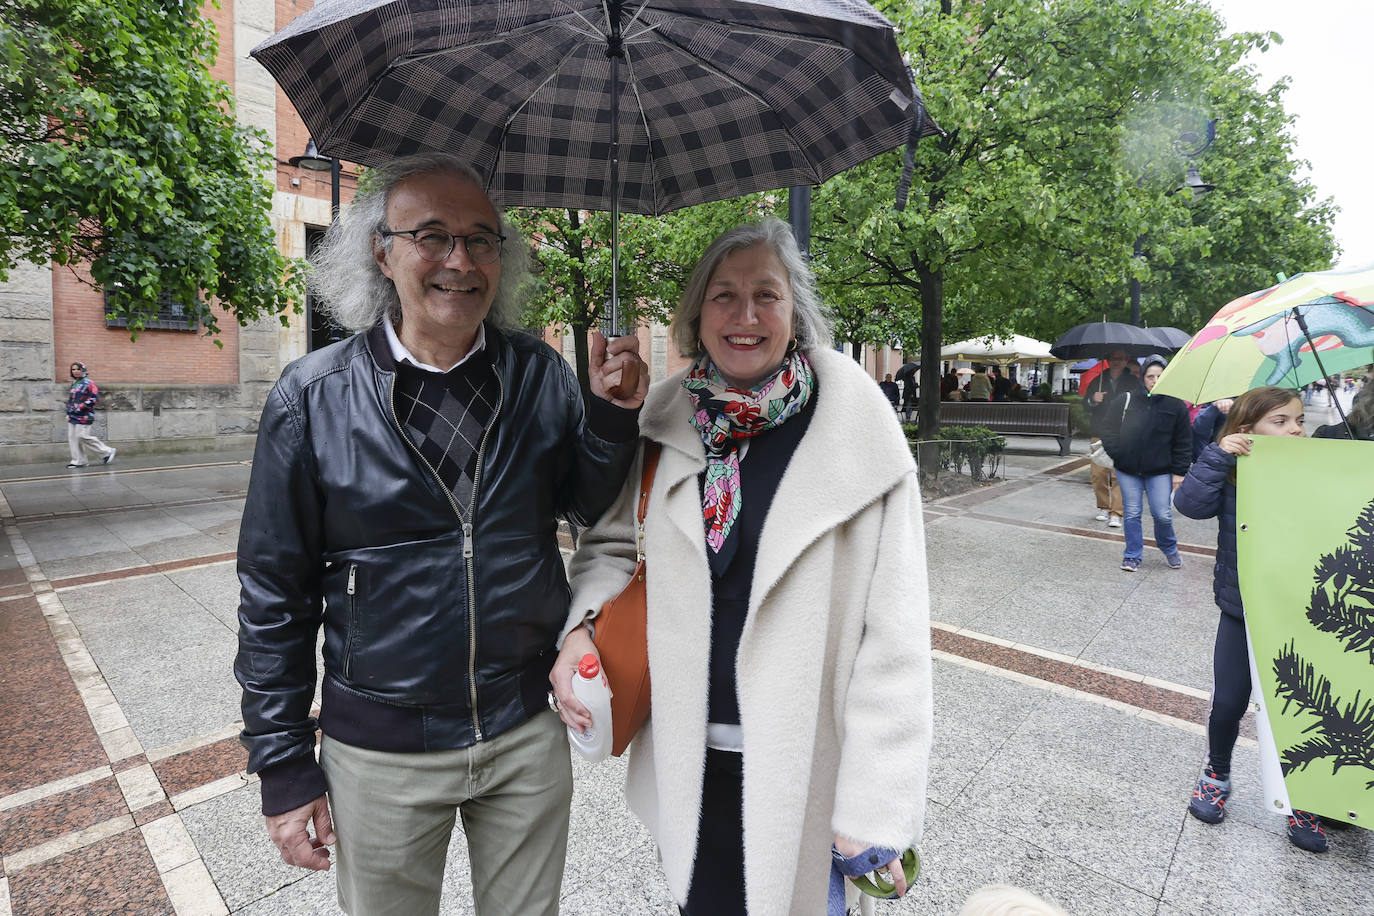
[384,317,486,373]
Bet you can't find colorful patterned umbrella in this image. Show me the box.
[1151,266,1374,403]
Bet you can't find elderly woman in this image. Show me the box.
[549,219,932,915]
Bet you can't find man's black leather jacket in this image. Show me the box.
[235,323,638,814]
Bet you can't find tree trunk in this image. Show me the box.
[915,261,943,479]
[572,319,591,390]
[851,342,863,364]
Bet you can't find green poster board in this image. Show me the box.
[1238,435,1374,827]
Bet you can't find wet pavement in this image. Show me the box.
[1,406,1368,914]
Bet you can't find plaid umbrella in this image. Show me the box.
[252,0,938,217]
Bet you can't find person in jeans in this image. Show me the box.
[65,361,116,468]
[1098,356,1190,571]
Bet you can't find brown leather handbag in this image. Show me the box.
[592,441,660,757]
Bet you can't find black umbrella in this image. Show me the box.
[893,361,920,383]
[1049,321,1161,360]
[1144,326,1193,353]
[252,1,939,331]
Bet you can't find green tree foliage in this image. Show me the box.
[508,196,774,385]
[808,0,1335,448]
[0,0,302,339]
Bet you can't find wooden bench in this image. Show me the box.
[935,401,1072,456]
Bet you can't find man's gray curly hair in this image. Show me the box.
[668,218,833,357]
[307,153,530,333]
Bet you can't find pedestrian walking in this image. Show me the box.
[1098,357,1190,572]
[1173,386,1331,852]
[234,152,648,916]
[551,219,932,916]
[64,361,116,468]
[902,376,919,421]
[1081,349,1136,526]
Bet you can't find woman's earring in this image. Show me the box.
[787,337,799,354]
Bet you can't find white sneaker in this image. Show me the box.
[1108,515,1122,528]
[1095,511,1109,522]
[103,448,117,465]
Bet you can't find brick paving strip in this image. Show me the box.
[0,488,228,916]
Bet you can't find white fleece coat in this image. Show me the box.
[565,348,933,915]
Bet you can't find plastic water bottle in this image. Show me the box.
[567,653,613,763]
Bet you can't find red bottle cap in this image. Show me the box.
[578,654,601,679]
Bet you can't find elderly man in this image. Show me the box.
[234,152,647,916]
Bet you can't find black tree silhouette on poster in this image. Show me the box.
[1271,499,1374,788]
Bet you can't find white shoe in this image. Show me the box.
[1095,511,1109,522]
[103,448,117,465]
[1108,515,1122,528]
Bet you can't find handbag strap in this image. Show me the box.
[635,442,661,563]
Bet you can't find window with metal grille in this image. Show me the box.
[104,289,200,331]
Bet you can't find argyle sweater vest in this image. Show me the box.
[393,357,498,518]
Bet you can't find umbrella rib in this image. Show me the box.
[621,47,664,214]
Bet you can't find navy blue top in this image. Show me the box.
[1173,442,1241,619]
[704,392,816,725]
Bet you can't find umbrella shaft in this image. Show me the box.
[609,45,620,333]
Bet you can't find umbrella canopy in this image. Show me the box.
[252,0,938,216]
[1145,326,1193,353]
[1049,321,1160,360]
[893,361,919,383]
[1152,267,1374,403]
[939,334,1059,363]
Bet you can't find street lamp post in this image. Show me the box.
[289,138,340,220]
[1129,119,1218,326]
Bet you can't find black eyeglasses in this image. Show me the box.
[380,227,505,264]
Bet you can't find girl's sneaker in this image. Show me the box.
[1188,770,1230,823]
[1286,810,1328,852]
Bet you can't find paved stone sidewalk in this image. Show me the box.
[0,439,1368,915]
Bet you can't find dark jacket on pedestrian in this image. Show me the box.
[1081,369,1138,437]
[1098,386,1191,477]
[235,322,638,815]
[1173,443,1241,619]
[1191,402,1227,460]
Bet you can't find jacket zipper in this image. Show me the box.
[464,373,504,741]
[385,368,504,742]
[343,563,357,678]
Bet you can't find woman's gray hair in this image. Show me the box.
[669,217,833,357]
[307,152,530,333]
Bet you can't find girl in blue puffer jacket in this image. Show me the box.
[1173,386,1329,852]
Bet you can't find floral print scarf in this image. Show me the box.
[684,349,815,553]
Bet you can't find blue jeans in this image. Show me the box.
[1115,471,1177,560]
